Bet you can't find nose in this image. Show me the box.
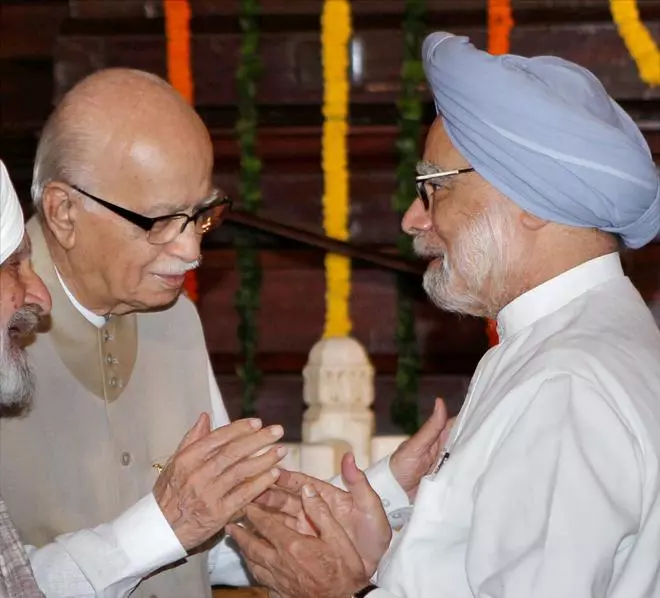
[401,197,433,235]
[24,265,52,315]
[167,220,202,263]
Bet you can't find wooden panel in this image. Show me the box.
[197,259,489,358]
[0,60,56,131]
[217,373,470,441]
[53,22,660,104]
[0,2,69,59]
[69,0,660,19]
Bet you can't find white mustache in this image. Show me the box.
[413,236,444,259]
[154,259,200,276]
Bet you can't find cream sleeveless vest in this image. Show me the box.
[0,218,214,598]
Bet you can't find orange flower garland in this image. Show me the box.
[488,0,514,55]
[485,0,513,346]
[164,0,198,302]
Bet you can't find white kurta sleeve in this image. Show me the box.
[207,357,230,428]
[330,454,411,525]
[206,358,254,586]
[467,374,643,598]
[364,590,400,598]
[26,493,186,598]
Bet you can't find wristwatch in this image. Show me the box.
[353,584,378,597]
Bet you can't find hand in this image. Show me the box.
[255,452,391,576]
[389,398,455,501]
[227,478,374,598]
[153,412,287,550]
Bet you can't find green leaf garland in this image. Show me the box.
[234,0,263,417]
[390,0,426,435]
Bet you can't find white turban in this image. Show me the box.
[0,160,25,265]
[423,32,660,249]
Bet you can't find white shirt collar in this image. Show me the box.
[55,268,108,328]
[497,252,624,340]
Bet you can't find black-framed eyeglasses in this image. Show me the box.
[71,185,232,245]
[415,168,474,211]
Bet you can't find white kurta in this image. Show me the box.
[372,253,660,598]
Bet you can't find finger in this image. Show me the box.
[226,522,277,570]
[243,504,305,552]
[255,487,303,517]
[175,413,212,453]
[247,561,278,591]
[204,426,285,476]
[338,453,381,514]
[277,470,342,507]
[440,415,457,447]
[300,484,361,556]
[275,469,316,493]
[407,398,449,454]
[206,441,287,488]
[178,418,265,465]
[212,445,287,493]
[220,468,282,520]
[265,509,305,533]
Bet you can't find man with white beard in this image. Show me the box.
[226,32,660,598]
[0,160,52,597]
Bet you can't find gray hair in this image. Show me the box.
[31,112,91,213]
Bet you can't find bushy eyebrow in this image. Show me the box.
[416,160,443,176]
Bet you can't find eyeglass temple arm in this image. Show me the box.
[225,210,426,277]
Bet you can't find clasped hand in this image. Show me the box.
[228,452,390,598]
[154,412,288,551]
[226,397,454,598]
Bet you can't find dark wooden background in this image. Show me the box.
[2,0,659,440]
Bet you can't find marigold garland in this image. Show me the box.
[484,0,514,346]
[164,0,197,302]
[488,0,513,55]
[321,0,352,338]
[611,0,660,87]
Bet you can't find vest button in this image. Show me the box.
[106,353,117,365]
[103,330,113,342]
[109,377,117,387]
[121,452,131,466]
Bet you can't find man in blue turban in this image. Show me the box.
[228,33,660,598]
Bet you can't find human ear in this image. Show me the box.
[41,183,78,249]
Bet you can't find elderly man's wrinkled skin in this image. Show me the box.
[0,234,51,414]
[227,399,455,597]
[228,453,389,598]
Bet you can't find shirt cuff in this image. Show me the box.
[363,455,412,528]
[112,493,187,577]
[362,589,398,598]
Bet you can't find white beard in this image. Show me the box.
[415,202,516,318]
[0,306,41,416]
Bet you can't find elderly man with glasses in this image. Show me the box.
[0,69,447,598]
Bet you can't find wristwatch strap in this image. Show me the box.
[354,584,378,597]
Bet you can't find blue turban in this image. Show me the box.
[423,32,660,249]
